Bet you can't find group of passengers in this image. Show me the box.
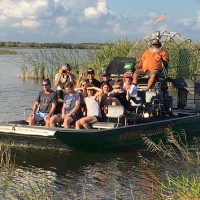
[28,65,138,129]
[28,37,169,129]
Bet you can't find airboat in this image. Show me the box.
[1,31,200,151]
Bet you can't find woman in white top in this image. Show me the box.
[75,84,102,129]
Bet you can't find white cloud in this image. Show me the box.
[0,0,48,19]
[0,0,180,42]
[193,11,200,30]
[84,0,108,19]
[56,16,68,29]
[110,23,130,36]
[0,15,7,22]
[12,19,40,28]
[176,18,192,26]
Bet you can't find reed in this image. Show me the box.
[0,143,14,170]
[19,40,133,79]
[20,38,200,80]
[19,48,90,79]
[86,39,133,76]
[164,175,200,200]
[143,130,200,165]
[139,130,200,199]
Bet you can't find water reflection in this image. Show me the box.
[11,147,165,199]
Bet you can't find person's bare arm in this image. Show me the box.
[136,60,142,69]
[89,86,102,92]
[61,103,66,119]
[30,102,39,116]
[75,72,84,88]
[54,69,63,87]
[160,51,169,68]
[74,87,82,92]
[46,102,57,119]
[68,100,81,116]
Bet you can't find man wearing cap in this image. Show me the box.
[28,79,57,127]
[54,63,76,91]
[85,68,101,88]
[100,70,114,86]
[133,38,169,91]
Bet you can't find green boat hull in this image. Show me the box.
[54,115,200,151]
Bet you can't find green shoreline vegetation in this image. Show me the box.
[19,38,200,80]
[0,41,109,49]
[19,39,133,79]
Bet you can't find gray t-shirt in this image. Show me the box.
[36,90,57,113]
[64,92,80,114]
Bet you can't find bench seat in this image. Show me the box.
[92,122,122,129]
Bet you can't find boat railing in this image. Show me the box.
[24,108,33,122]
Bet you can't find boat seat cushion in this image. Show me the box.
[92,122,122,129]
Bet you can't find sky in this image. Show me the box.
[0,0,200,43]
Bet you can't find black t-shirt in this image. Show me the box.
[100,79,115,87]
[113,91,132,110]
[86,78,101,88]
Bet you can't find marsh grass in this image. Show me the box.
[138,130,200,200]
[20,38,200,80]
[86,40,133,75]
[143,130,200,165]
[19,48,91,79]
[0,143,14,170]
[0,144,56,200]
[20,40,133,79]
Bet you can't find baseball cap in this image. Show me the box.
[101,70,110,76]
[87,68,94,74]
[123,72,132,78]
[150,39,160,45]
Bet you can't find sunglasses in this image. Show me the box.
[42,84,48,86]
[113,86,121,89]
[125,77,132,79]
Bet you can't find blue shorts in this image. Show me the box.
[34,112,48,122]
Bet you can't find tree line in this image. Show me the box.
[0,41,110,49]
